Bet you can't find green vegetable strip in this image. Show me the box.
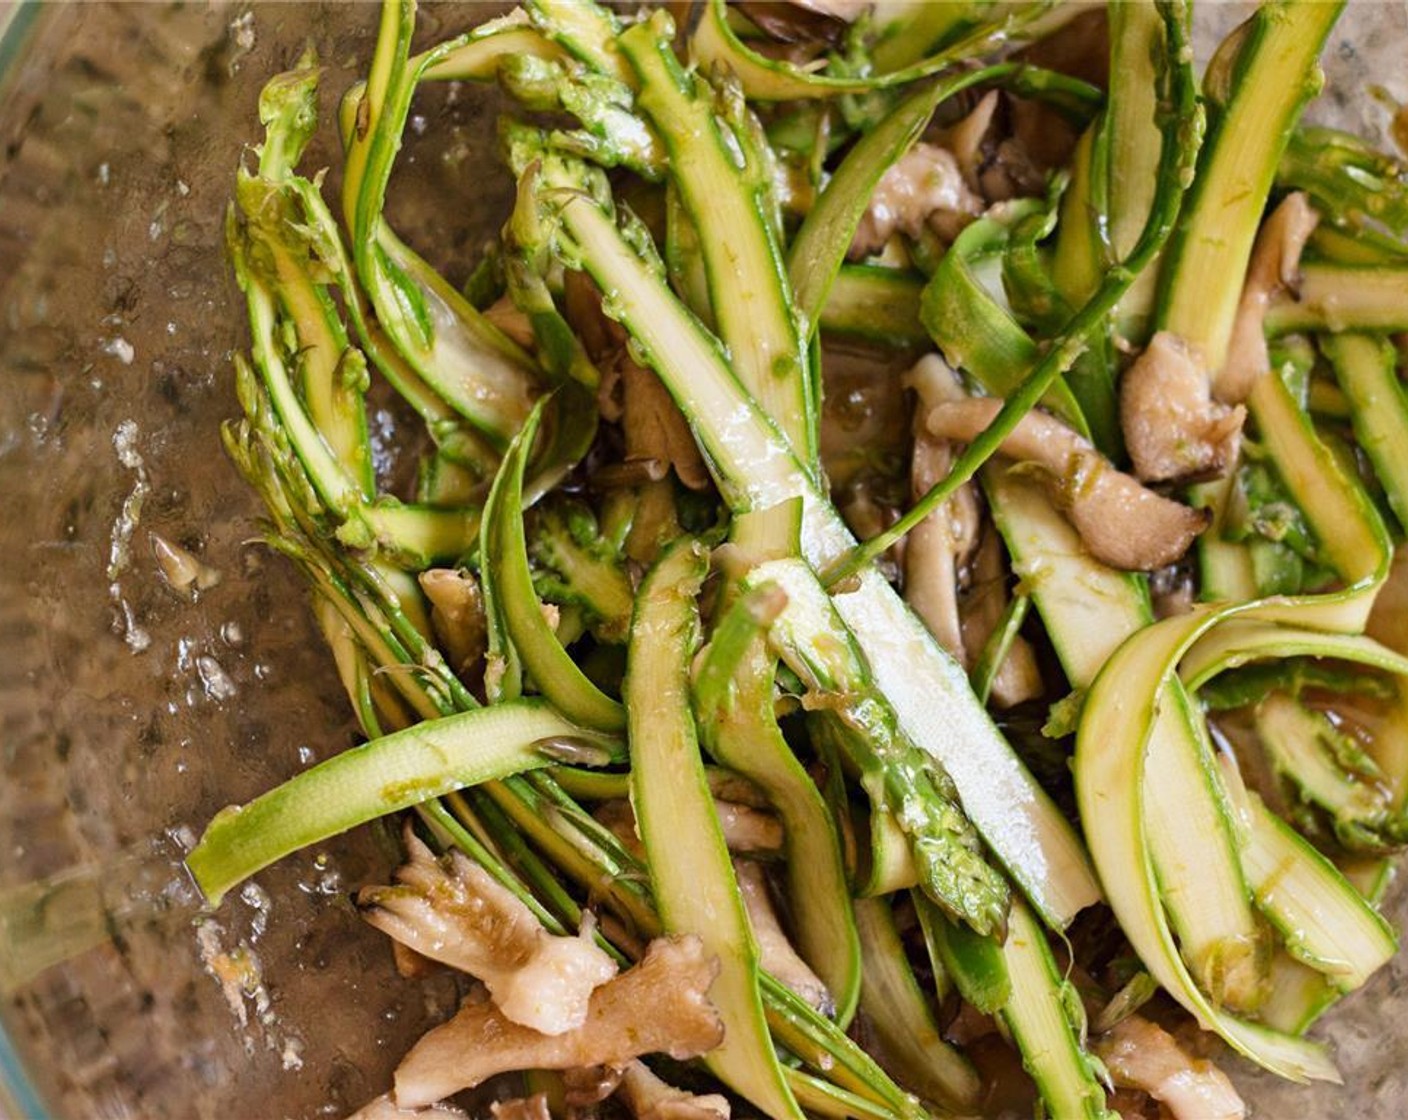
[358,502,481,569]
[481,777,658,937]
[420,17,566,81]
[748,557,1011,936]
[525,0,632,85]
[226,364,467,721]
[983,468,1266,1012]
[1276,124,1408,247]
[1048,128,1122,454]
[914,894,1010,1016]
[783,1072,902,1120]
[186,699,621,906]
[280,172,500,477]
[690,0,1052,102]
[970,592,1031,707]
[481,400,625,731]
[694,603,864,1025]
[342,3,541,447]
[1103,0,1166,337]
[1322,332,1408,532]
[466,783,618,940]
[229,228,363,523]
[1222,762,1396,992]
[626,540,802,1120]
[1075,607,1341,1082]
[1259,953,1342,1036]
[852,897,980,1113]
[997,897,1111,1120]
[249,57,375,498]
[920,207,1089,436]
[552,189,1098,928]
[1267,266,1408,335]
[787,67,1001,335]
[819,266,927,349]
[477,740,924,1113]
[1156,0,1342,371]
[833,0,1200,583]
[759,975,925,1119]
[1247,369,1389,594]
[984,468,1148,685]
[621,14,813,463]
[1141,685,1268,1012]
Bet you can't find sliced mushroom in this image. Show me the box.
[594,798,783,860]
[924,398,1209,571]
[392,935,724,1109]
[617,1060,732,1120]
[1093,1015,1245,1120]
[621,357,712,492]
[345,1093,467,1120]
[1217,191,1319,404]
[736,2,852,45]
[357,832,617,1037]
[790,0,870,21]
[940,91,1000,197]
[734,859,832,1014]
[850,142,985,259]
[1121,331,1246,485]
[960,526,1043,708]
[562,269,709,492]
[489,1098,551,1120]
[903,354,981,666]
[563,1064,627,1109]
[418,569,487,679]
[483,294,538,352]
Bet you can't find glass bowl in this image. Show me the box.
[0,3,1405,1118]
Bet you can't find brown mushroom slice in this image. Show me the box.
[563,1065,627,1109]
[621,357,712,492]
[357,833,617,1037]
[959,526,1043,708]
[924,398,1208,571]
[939,90,1000,196]
[1218,191,1319,404]
[489,1097,551,1120]
[849,142,985,259]
[1093,1015,1245,1120]
[617,1060,732,1120]
[418,569,487,679]
[1121,331,1246,485]
[392,935,724,1110]
[594,798,783,860]
[903,355,981,665]
[483,294,538,352]
[345,1093,468,1120]
[734,859,833,1014]
[736,2,852,45]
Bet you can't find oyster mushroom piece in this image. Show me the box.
[1217,191,1320,404]
[593,798,784,859]
[850,142,985,259]
[924,398,1208,571]
[1121,331,1246,485]
[345,1093,468,1120]
[357,833,617,1036]
[734,859,833,1014]
[903,354,982,665]
[1094,1015,1245,1120]
[418,569,487,679]
[392,935,724,1110]
[490,1097,552,1120]
[617,1060,732,1120]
